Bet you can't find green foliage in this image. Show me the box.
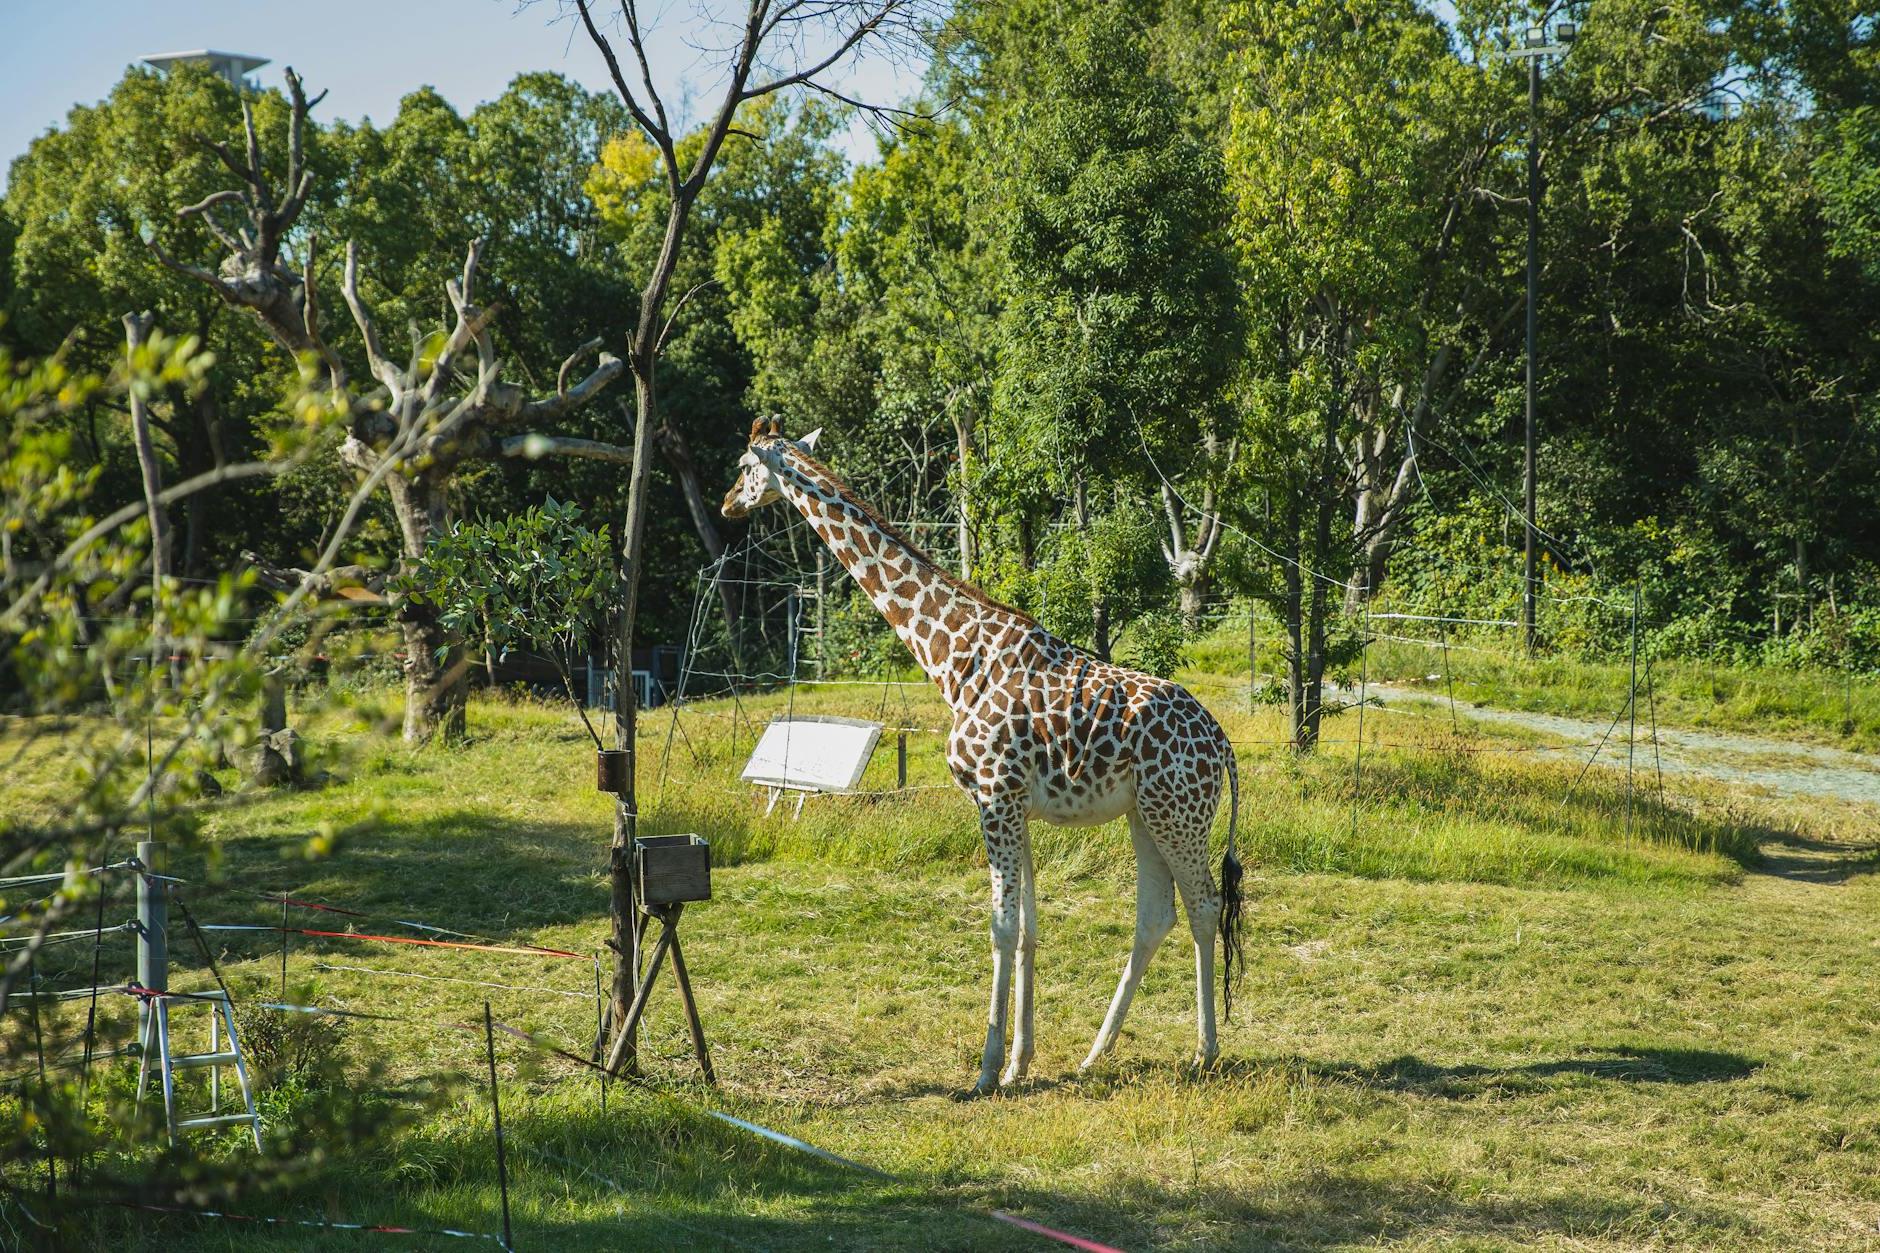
[1120,608,1188,678]
[402,499,613,741]
[1,331,410,1223]
[1816,105,1880,281]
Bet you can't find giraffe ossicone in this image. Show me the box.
[723,424,1244,1093]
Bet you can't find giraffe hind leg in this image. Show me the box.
[1081,809,1177,1070]
[1134,777,1226,1071]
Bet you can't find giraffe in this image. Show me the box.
[722,418,1244,1094]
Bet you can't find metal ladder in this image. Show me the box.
[135,990,263,1150]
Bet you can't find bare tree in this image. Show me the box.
[152,70,630,742]
[566,0,936,1074]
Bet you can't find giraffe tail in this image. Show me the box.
[1220,746,1244,1024]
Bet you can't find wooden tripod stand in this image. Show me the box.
[604,900,714,1083]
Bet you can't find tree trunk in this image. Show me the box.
[951,407,977,582]
[1178,569,1211,628]
[1301,329,1347,751]
[1283,498,1306,749]
[1344,444,1414,612]
[387,474,466,744]
[654,417,739,634]
[1072,473,1112,660]
[608,367,659,1075]
[1344,533,1392,612]
[124,314,170,589]
[398,601,466,743]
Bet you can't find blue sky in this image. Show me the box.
[0,0,928,188]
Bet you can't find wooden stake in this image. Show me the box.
[482,1002,513,1251]
[1626,584,1640,842]
[665,909,715,1085]
[604,919,675,1077]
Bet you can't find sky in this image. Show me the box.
[0,0,930,189]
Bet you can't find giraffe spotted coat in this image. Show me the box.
[723,420,1243,1093]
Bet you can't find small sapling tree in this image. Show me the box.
[404,499,615,749]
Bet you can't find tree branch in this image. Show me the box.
[241,550,388,605]
[574,0,679,184]
[557,338,604,397]
[500,434,637,464]
[740,0,905,100]
[341,241,399,394]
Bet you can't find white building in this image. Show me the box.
[140,50,269,89]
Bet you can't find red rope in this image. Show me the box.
[270,893,368,918]
[989,1211,1130,1253]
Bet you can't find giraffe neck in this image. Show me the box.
[768,447,990,706]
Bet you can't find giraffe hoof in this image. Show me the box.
[999,1066,1027,1088]
[1191,1050,1221,1075]
[955,1080,997,1102]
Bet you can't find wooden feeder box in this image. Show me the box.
[634,834,710,908]
[596,749,630,794]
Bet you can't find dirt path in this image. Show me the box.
[1366,684,1880,807]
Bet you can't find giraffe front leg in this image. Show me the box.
[1000,841,1038,1087]
[974,798,1025,1097]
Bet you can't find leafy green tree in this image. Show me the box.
[1817,107,1880,280]
[1222,0,1515,743]
[1515,0,1880,651]
[982,2,1240,653]
[3,66,290,577]
[146,70,631,743]
[404,498,615,747]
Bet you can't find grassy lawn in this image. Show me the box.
[7,682,1879,1250]
[1186,613,1880,752]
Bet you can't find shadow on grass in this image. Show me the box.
[1298,1045,1760,1094]
[984,1163,1760,1252]
[169,809,613,941]
[1747,830,1880,885]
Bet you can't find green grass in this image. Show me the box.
[1366,641,1880,752]
[1184,613,1880,751]
[7,686,1880,1250]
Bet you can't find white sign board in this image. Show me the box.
[741,715,882,794]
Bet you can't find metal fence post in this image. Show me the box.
[135,840,167,1040]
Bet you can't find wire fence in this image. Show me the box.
[3,857,1130,1253]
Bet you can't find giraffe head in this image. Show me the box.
[721,417,822,518]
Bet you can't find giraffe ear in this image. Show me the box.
[797,427,823,453]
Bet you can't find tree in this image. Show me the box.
[982,2,1240,650]
[565,0,936,1074]
[150,70,631,743]
[0,329,412,1232]
[3,66,289,579]
[405,498,615,747]
[586,95,848,633]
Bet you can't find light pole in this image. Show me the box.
[1504,17,1575,656]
